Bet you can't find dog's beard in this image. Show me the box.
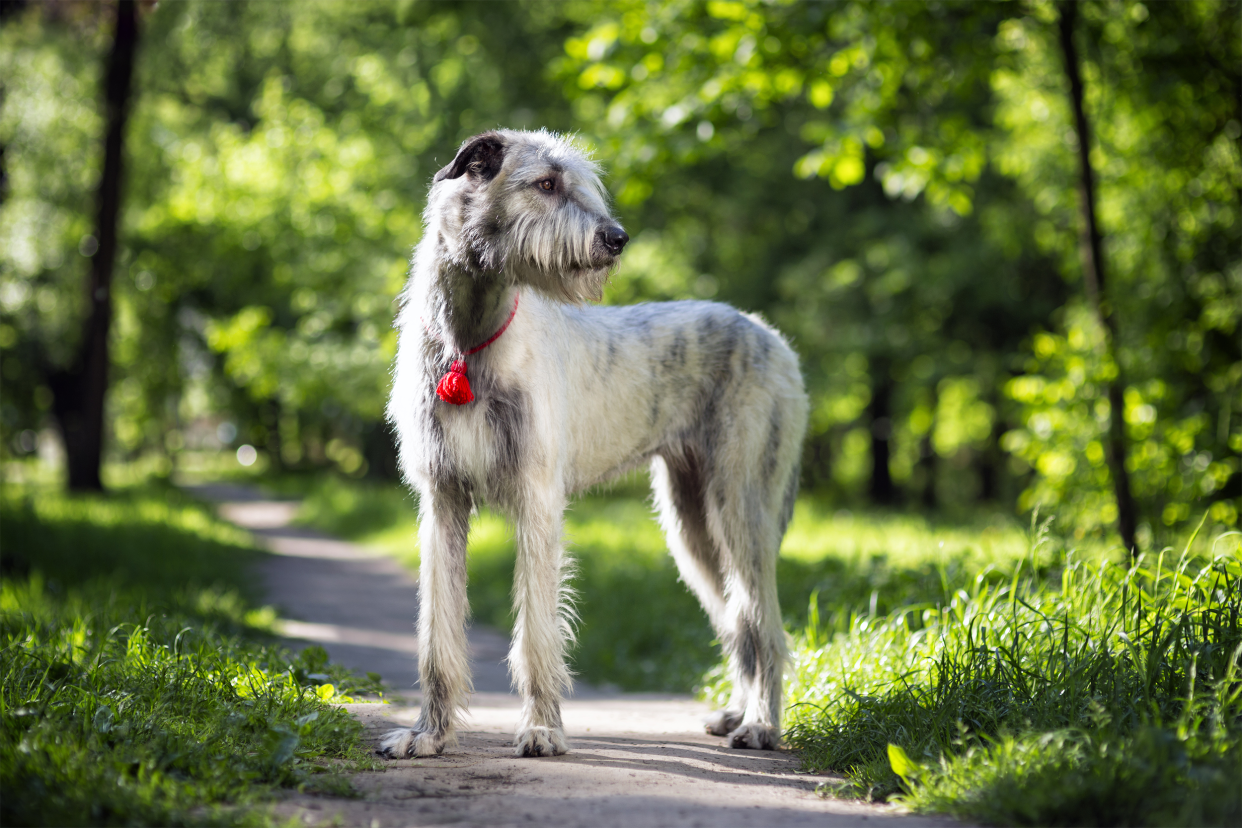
[506,258,613,304]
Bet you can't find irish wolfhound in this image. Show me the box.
[380,129,807,758]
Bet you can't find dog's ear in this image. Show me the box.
[434,133,506,183]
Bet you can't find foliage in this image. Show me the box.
[988,2,1242,541]
[1005,306,1240,541]
[0,486,379,826]
[560,0,1003,210]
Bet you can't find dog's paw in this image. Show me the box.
[704,708,744,736]
[378,727,419,758]
[377,727,449,758]
[514,725,569,757]
[728,722,779,750]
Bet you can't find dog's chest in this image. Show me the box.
[425,374,529,498]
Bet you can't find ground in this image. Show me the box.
[190,484,963,828]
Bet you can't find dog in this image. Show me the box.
[380,129,807,758]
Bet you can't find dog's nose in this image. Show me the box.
[599,225,629,255]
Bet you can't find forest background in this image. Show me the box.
[1,0,1239,549]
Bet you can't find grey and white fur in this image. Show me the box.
[379,129,808,758]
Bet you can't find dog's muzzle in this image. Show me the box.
[596,225,629,256]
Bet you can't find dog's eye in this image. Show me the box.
[537,179,555,192]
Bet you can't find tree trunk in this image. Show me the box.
[916,385,938,510]
[803,433,833,491]
[363,420,402,480]
[918,430,937,510]
[0,1,29,26]
[868,365,896,506]
[978,388,1004,503]
[50,0,139,492]
[1057,2,1139,556]
[262,399,284,471]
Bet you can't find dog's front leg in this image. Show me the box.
[508,494,572,757]
[379,484,472,758]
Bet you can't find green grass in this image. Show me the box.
[0,483,381,827]
[771,521,1242,826]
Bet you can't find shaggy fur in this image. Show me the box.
[379,129,808,758]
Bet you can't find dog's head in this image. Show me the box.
[426,129,628,302]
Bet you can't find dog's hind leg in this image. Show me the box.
[508,491,573,757]
[707,475,788,751]
[651,452,744,737]
[379,484,473,758]
[702,403,800,751]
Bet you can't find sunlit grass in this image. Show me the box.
[0,484,381,827]
[781,498,1036,572]
[772,526,1242,826]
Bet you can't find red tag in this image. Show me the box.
[436,360,474,405]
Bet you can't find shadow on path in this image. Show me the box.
[271,702,963,828]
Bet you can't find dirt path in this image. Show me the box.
[189,484,961,828]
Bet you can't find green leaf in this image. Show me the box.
[888,743,917,783]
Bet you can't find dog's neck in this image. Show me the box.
[417,256,516,356]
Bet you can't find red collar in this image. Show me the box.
[422,292,520,355]
[424,293,520,405]
[460,292,520,356]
